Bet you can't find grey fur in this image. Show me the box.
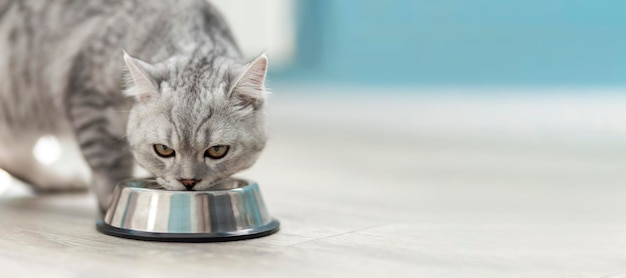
[0,0,269,211]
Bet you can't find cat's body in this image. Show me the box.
[0,0,269,211]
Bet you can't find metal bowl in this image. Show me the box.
[96,178,279,242]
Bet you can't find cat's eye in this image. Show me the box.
[154,144,175,158]
[205,145,229,159]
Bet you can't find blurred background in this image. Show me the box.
[218,0,626,85]
[208,0,626,170]
[208,0,626,223]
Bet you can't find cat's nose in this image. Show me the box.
[179,179,201,190]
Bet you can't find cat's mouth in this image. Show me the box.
[155,177,187,191]
[154,177,236,191]
[154,177,216,191]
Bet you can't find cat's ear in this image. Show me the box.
[230,54,268,109]
[123,51,159,102]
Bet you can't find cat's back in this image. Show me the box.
[0,0,233,83]
[0,0,236,89]
[0,0,237,131]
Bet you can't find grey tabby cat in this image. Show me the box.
[0,0,269,211]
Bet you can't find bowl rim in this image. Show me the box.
[115,177,256,193]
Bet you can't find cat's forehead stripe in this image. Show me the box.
[167,107,183,148]
[194,108,214,143]
[170,53,239,98]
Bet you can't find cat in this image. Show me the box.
[0,0,269,212]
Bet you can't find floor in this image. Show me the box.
[2,87,626,277]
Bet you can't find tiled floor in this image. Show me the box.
[2,88,626,277]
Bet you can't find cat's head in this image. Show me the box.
[123,52,268,190]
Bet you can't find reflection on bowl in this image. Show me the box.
[96,178,279,242]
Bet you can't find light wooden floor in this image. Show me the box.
[2,88,626,277]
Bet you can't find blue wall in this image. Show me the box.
[272,0,626,85]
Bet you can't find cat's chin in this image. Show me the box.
[155,177,186,191]
[154,177,220,191]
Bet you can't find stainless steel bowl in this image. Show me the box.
[96,178,279,242]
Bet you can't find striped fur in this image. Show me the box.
[0,0,269,211]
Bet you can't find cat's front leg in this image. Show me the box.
[91,164,132,213]
[67,87,134,213]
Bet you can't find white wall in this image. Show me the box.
[210,0,296,68]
